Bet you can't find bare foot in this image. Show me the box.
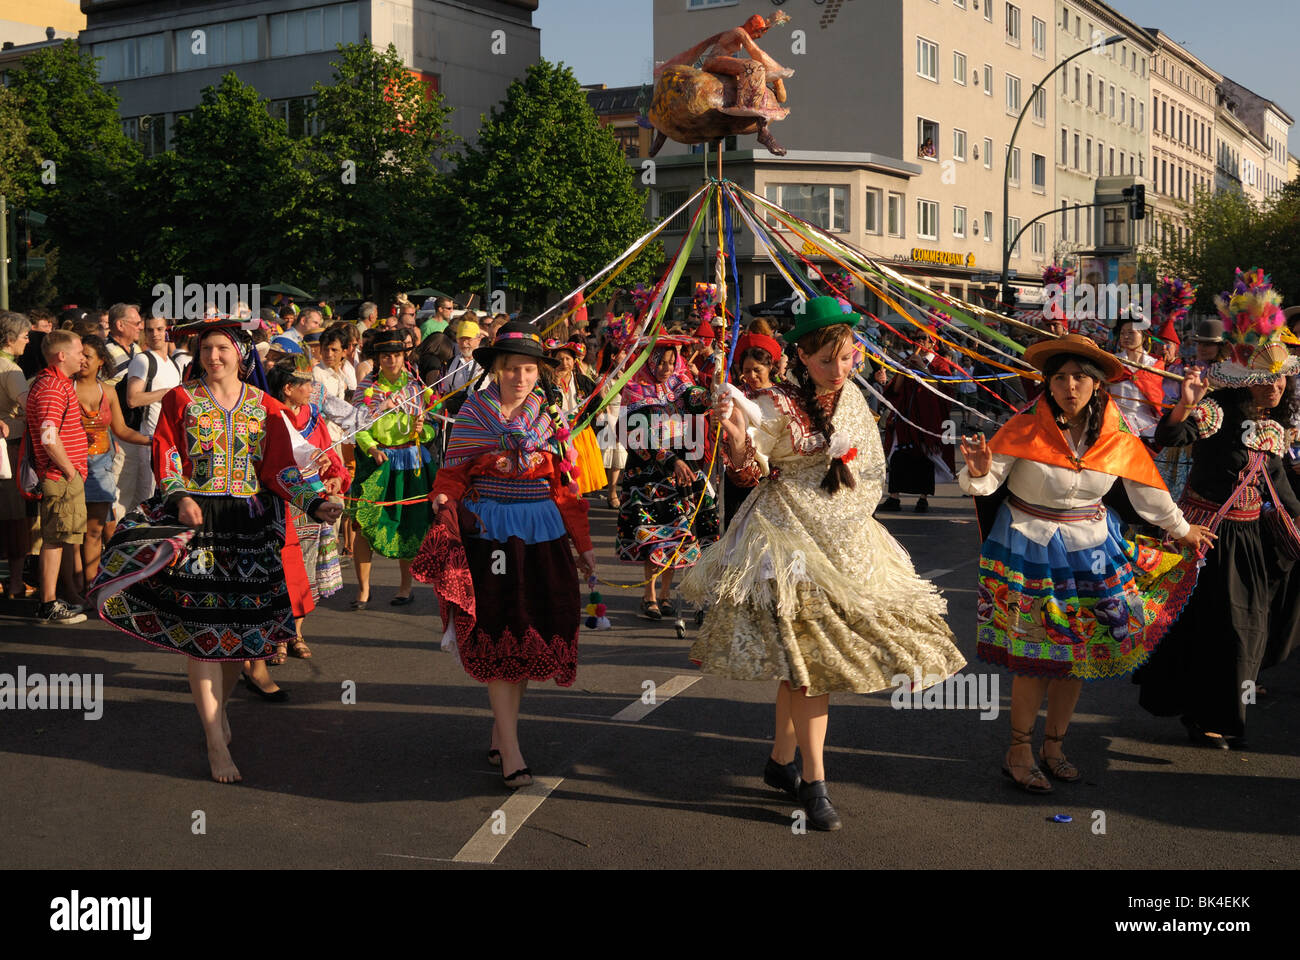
[205,737,241,783]
[222,708,231,746]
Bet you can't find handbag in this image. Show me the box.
[1259,457,1300,561]
[0,437,10,480]
[16,433,42,500]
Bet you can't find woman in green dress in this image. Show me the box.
[349,330,436,608]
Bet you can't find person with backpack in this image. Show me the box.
[119,314,183,514]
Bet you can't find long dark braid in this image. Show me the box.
[789,324,856,494]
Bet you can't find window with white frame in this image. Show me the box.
[765,184,848,232]
[1006,74,1021,115]
[1008,216,1021,256]
[1137,101,1143,132]
[270,3,361,57]
[1087,72,1093,107]
[953,51,967,85]
[888,192,905,237]
[1032,153,1046,192]
[269,96,321,139]
[1032,17,1046,56]
[1032,222,1046,257]
[1033,88,1046,123]
[983,137,993,169]
[1006,4,1021,45]
[1008,146,1021,185]
[93,34,166,82]
[1085,136,1092,173]
[1060,127,1068,164]
[983,210,993,242]
[953,205,967,238]
[864,188,882,234]
[1108,84,1115,118]
[953,128,967,161]
[917,199,939,240]
[983,63,993,95]
[984,1,992,22]
[1120,89,1126,123]
[1074,133,1081,169]
[917,37,939,80]
[176,18,258,71]
[918,117,940,159]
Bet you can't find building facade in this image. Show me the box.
[76,0,541,156]
[1215,94,1268,204]
[1219,77,1293,201]
[1145,28,1219,257]
[1,0,83,47]
[652,0,1071,311]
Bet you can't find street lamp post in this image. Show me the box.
[1000,33,1123,312]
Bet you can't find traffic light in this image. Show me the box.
[14,209,47,276]
[489,264,508,290]
[1122,185,1146,221]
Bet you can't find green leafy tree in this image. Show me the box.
[310,40,458,302]
[449,60,662,310]
[147,73,315,290]
[0,86,38,203]
[7,39,139,303]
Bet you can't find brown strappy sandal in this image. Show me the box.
[1039,732,1080,782]
[1003,724,1052,794]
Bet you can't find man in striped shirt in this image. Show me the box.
[26,330,89,624]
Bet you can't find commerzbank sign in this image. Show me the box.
[895,248,977,267]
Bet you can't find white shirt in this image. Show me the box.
[1107,351,1161,438]
[126,349,182,437]
[958,430,1189,550]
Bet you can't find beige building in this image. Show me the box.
[1219,77,1293,201]
[0,0,82,47]
[651,0,1064,311]
[1215,94,1268,204]
[1145,29,1219,258]
[1054,2,1153,263]
[1290,152,1299,186]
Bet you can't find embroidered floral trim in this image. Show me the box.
[1245,417,1287,456]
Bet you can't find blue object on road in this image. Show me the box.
[1052,814,1073,823]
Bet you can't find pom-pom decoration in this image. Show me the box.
[585,616,598,629]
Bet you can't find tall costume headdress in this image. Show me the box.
[1209,268,1300,387]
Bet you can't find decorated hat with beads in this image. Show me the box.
[1209,268,1300,386]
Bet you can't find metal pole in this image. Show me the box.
[0,195,7,311]
[1001,36,1122,311]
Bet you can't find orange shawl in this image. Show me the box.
[987,394,1166,490]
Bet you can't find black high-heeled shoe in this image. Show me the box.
[241,673,289,703]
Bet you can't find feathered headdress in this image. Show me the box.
[1042,263,1075,290]
[692,282,718,326]
[1153,276,1197,348]
[1209,268,1298,386]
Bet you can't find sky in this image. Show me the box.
[536,0,1300,156]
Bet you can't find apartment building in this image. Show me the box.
[650,0,1064,310]
[1215,93,1268,204]
[1053,2,1152,262]
[1219,77,1293,200]
[0,0,83,47]
[1145,28,1219,256]
[76,0,541,156]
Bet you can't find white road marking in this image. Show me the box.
[448,674,699,863]
[611,674,700,722]
[453,777,564,864]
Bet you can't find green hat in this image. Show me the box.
[782,296,862,344]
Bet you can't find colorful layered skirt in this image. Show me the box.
[571,425,608,496]
[350,443,434,559]
[616,459,719,569]
[977,499,1199,680]
[90,493,295,661]
[413,477,580,686]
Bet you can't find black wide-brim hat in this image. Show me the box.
[473,319,559,368]
[372,330,409,353]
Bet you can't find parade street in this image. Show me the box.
[2,477,1295,871]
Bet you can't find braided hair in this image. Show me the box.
[788,323,856,494]
[1041,352,1109,448]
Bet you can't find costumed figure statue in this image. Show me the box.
[649,11,794,157]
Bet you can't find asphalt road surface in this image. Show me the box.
[1,480,1296,870]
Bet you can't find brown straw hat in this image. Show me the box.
[1022,333,1124,382]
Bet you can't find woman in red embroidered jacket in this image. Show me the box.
[413,321,596,789]
[90,319,341,784]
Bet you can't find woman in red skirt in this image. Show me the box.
[414,321,595,788]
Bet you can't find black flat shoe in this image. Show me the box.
[350,597,369,610]
[241,673,289,703]
[797,780,842,831]
[1183,720,1229,750]
[763,757,801,798]
[390,594,414,606]
[487,749,502,767]
[877,497,901,512]
[914,497,929,513]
